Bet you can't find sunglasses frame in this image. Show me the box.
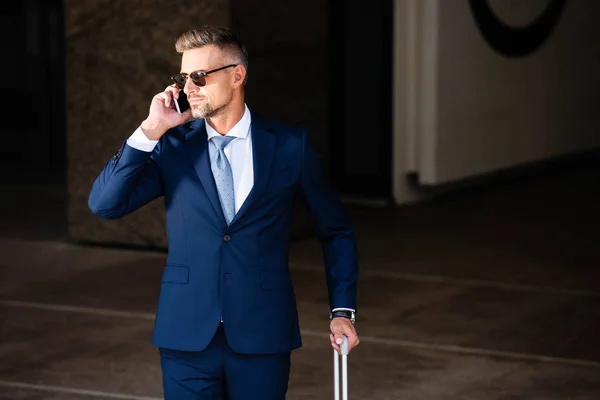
[171,64,238,89]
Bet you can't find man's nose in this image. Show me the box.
[183,77,199,95]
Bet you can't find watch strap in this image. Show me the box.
[330,309,356,325]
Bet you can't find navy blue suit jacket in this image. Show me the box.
[88,113,358,354]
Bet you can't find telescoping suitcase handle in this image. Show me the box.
[334,336,349,400]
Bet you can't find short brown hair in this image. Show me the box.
[175,26,248,84]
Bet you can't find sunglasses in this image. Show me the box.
[170,64,238,89]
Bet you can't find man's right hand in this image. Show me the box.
[140,85,192,140]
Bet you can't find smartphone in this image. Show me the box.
[175,92,190,114]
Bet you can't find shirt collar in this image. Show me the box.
[205,103,251,140]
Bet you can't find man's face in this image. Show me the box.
[180,45,236,119]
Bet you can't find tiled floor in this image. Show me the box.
[1,153,600,399]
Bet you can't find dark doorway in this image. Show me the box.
[0,0,66,184]
[0,0,67,241]
[328,0,394,201]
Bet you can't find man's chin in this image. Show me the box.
[191,106,211,119]
[191,108,205,119]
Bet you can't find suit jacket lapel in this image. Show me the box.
[185,119,227,226]
[230,116,276,226]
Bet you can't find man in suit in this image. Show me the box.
[88,26,359,399]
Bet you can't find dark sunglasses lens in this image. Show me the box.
[190,71,206,87]
[171,74,186,89]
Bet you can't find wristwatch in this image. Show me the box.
[329,309,356,325]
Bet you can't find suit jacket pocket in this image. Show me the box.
[161,265,190,284]
[260,268,292,290]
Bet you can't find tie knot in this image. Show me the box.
[211,135,235,151]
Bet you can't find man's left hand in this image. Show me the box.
[330,317,359,354]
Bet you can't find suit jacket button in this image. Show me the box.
[223,234,231,242]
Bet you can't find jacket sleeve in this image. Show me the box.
[88,140,163,219]
[298,130,358,311]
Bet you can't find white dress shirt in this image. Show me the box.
[127,104,254,213]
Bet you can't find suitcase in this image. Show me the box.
[333,336,349,400]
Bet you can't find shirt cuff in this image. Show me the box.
[126,126,159,152]
[332,308,355,313]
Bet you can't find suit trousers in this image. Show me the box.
[159,323,291,399]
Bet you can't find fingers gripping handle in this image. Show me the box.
[334,336,349,400]
[340,335,349,355]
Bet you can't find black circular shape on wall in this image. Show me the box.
[468,0,566,57]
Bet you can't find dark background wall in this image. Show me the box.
[6,0,600,248]
[229,0,331,240]
[64,0,230,247]
[231,0,330,156]
[61,0,393,248]
[0,0,394,248]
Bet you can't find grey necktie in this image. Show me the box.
[209,135,236,224]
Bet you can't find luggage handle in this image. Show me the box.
[333,336,349,400]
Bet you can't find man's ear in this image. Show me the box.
[233,65,246,86]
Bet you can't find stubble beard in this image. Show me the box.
[191,92,234,119]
